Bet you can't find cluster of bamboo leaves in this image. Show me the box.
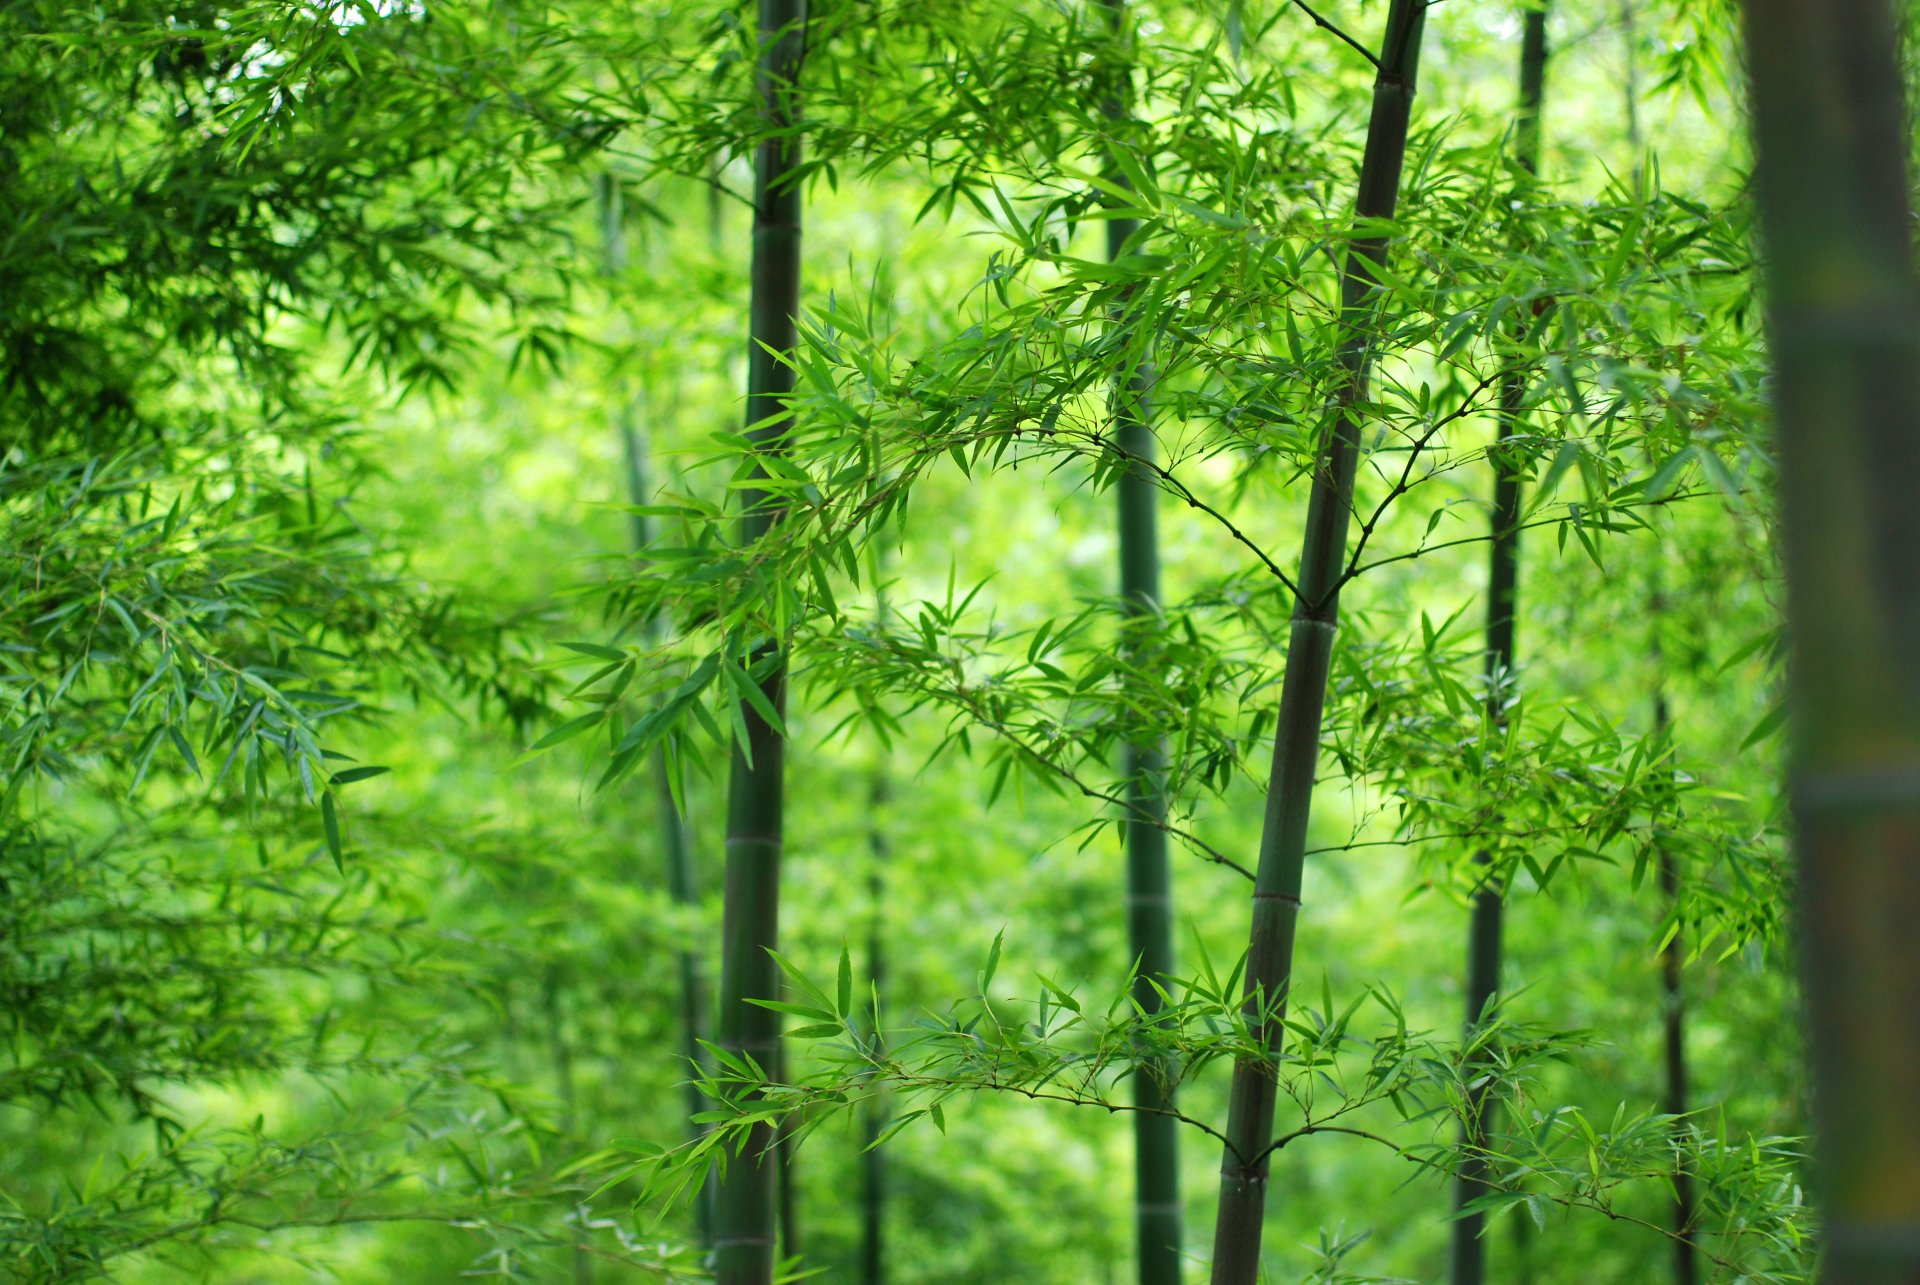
[0,0,693,1273]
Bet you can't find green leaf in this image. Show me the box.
[560,640,628,661]
[789,1023,843,1040]
[528,712,603,754]
[330,765,391,786]
[1741,699,1788,750]
[321,791,344,872]
[980,929,1004,995]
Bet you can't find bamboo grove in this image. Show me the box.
[3,0,1917,1281]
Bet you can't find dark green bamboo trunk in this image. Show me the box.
[1653,689,1697,1285]
[1099,2,1182,1280]
[1116,247,1183,1285]
[714,4,804,1282]
[600,173,715,1249]
[1739,2,1920,1281]
[1207,6,1426,1281]
[660,740,714,1249]
[1118,334,1182,1285]
[861,769,889,1285]
[1448,10,1546,1284]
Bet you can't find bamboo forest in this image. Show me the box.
[14,0,1920,1280]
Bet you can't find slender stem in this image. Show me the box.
[1620,0,1641,174]
[1207,6,1428,1282]
[862,766,890,1285]
[1100,3,1183,1281]
[1739,0,1920,1279]
[1626,4,1695,1276]
[1288,0,1383,70]
[1654,685,1697,1285]
[714,4,805,1282]
[600,171,716,1250]
[1449,8,1546,1284]
[659,754,714,1247]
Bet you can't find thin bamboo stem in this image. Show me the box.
[1623,15,1694,1272]
[861,768,890,1285]
[1099,2,1182,1281]
[600,171,715,1250]
[1655,688,1697,1285]
[1207,6,1427,1281]
[714,3,805,1282]
[1448,9,1546,1283]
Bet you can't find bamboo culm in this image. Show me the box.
[1739,0,1920,1280]
[1654,689,1697,1285]
[862,769,890,1285]
[1621,7,1695,1277]
[599,172,716,1250]
[1448,9,1546,1284]
[1099,2,1183,1281]
[1207,6,1427,1282]
[713,3,804,1282]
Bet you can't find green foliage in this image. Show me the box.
[0,0,1827,1280]
[628,936,1807,1281]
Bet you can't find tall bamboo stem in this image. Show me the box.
[861,767,890,1285]
[1653,685,1697,1285]
[1098,2,1182,1281]
[1739,1,1920,1280]
[1448,9,1546,1282]
[1207,6,1427,1281]
[598,172,715,1250]
[1618,7,1695,1274]
[714,3,804,1281]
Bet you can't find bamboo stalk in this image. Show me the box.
[1448,8,1546,1282]
[1207,6,1428,1281]
[1654,688,1697,1285]
[1739,1,1920,1280]
[861,768,890,1285]
[1098,2,1183,1281]
[598,172,716,1250]
[856,518,894,1285]
[714,3,805,1281]
[1618,10,1695,1276]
